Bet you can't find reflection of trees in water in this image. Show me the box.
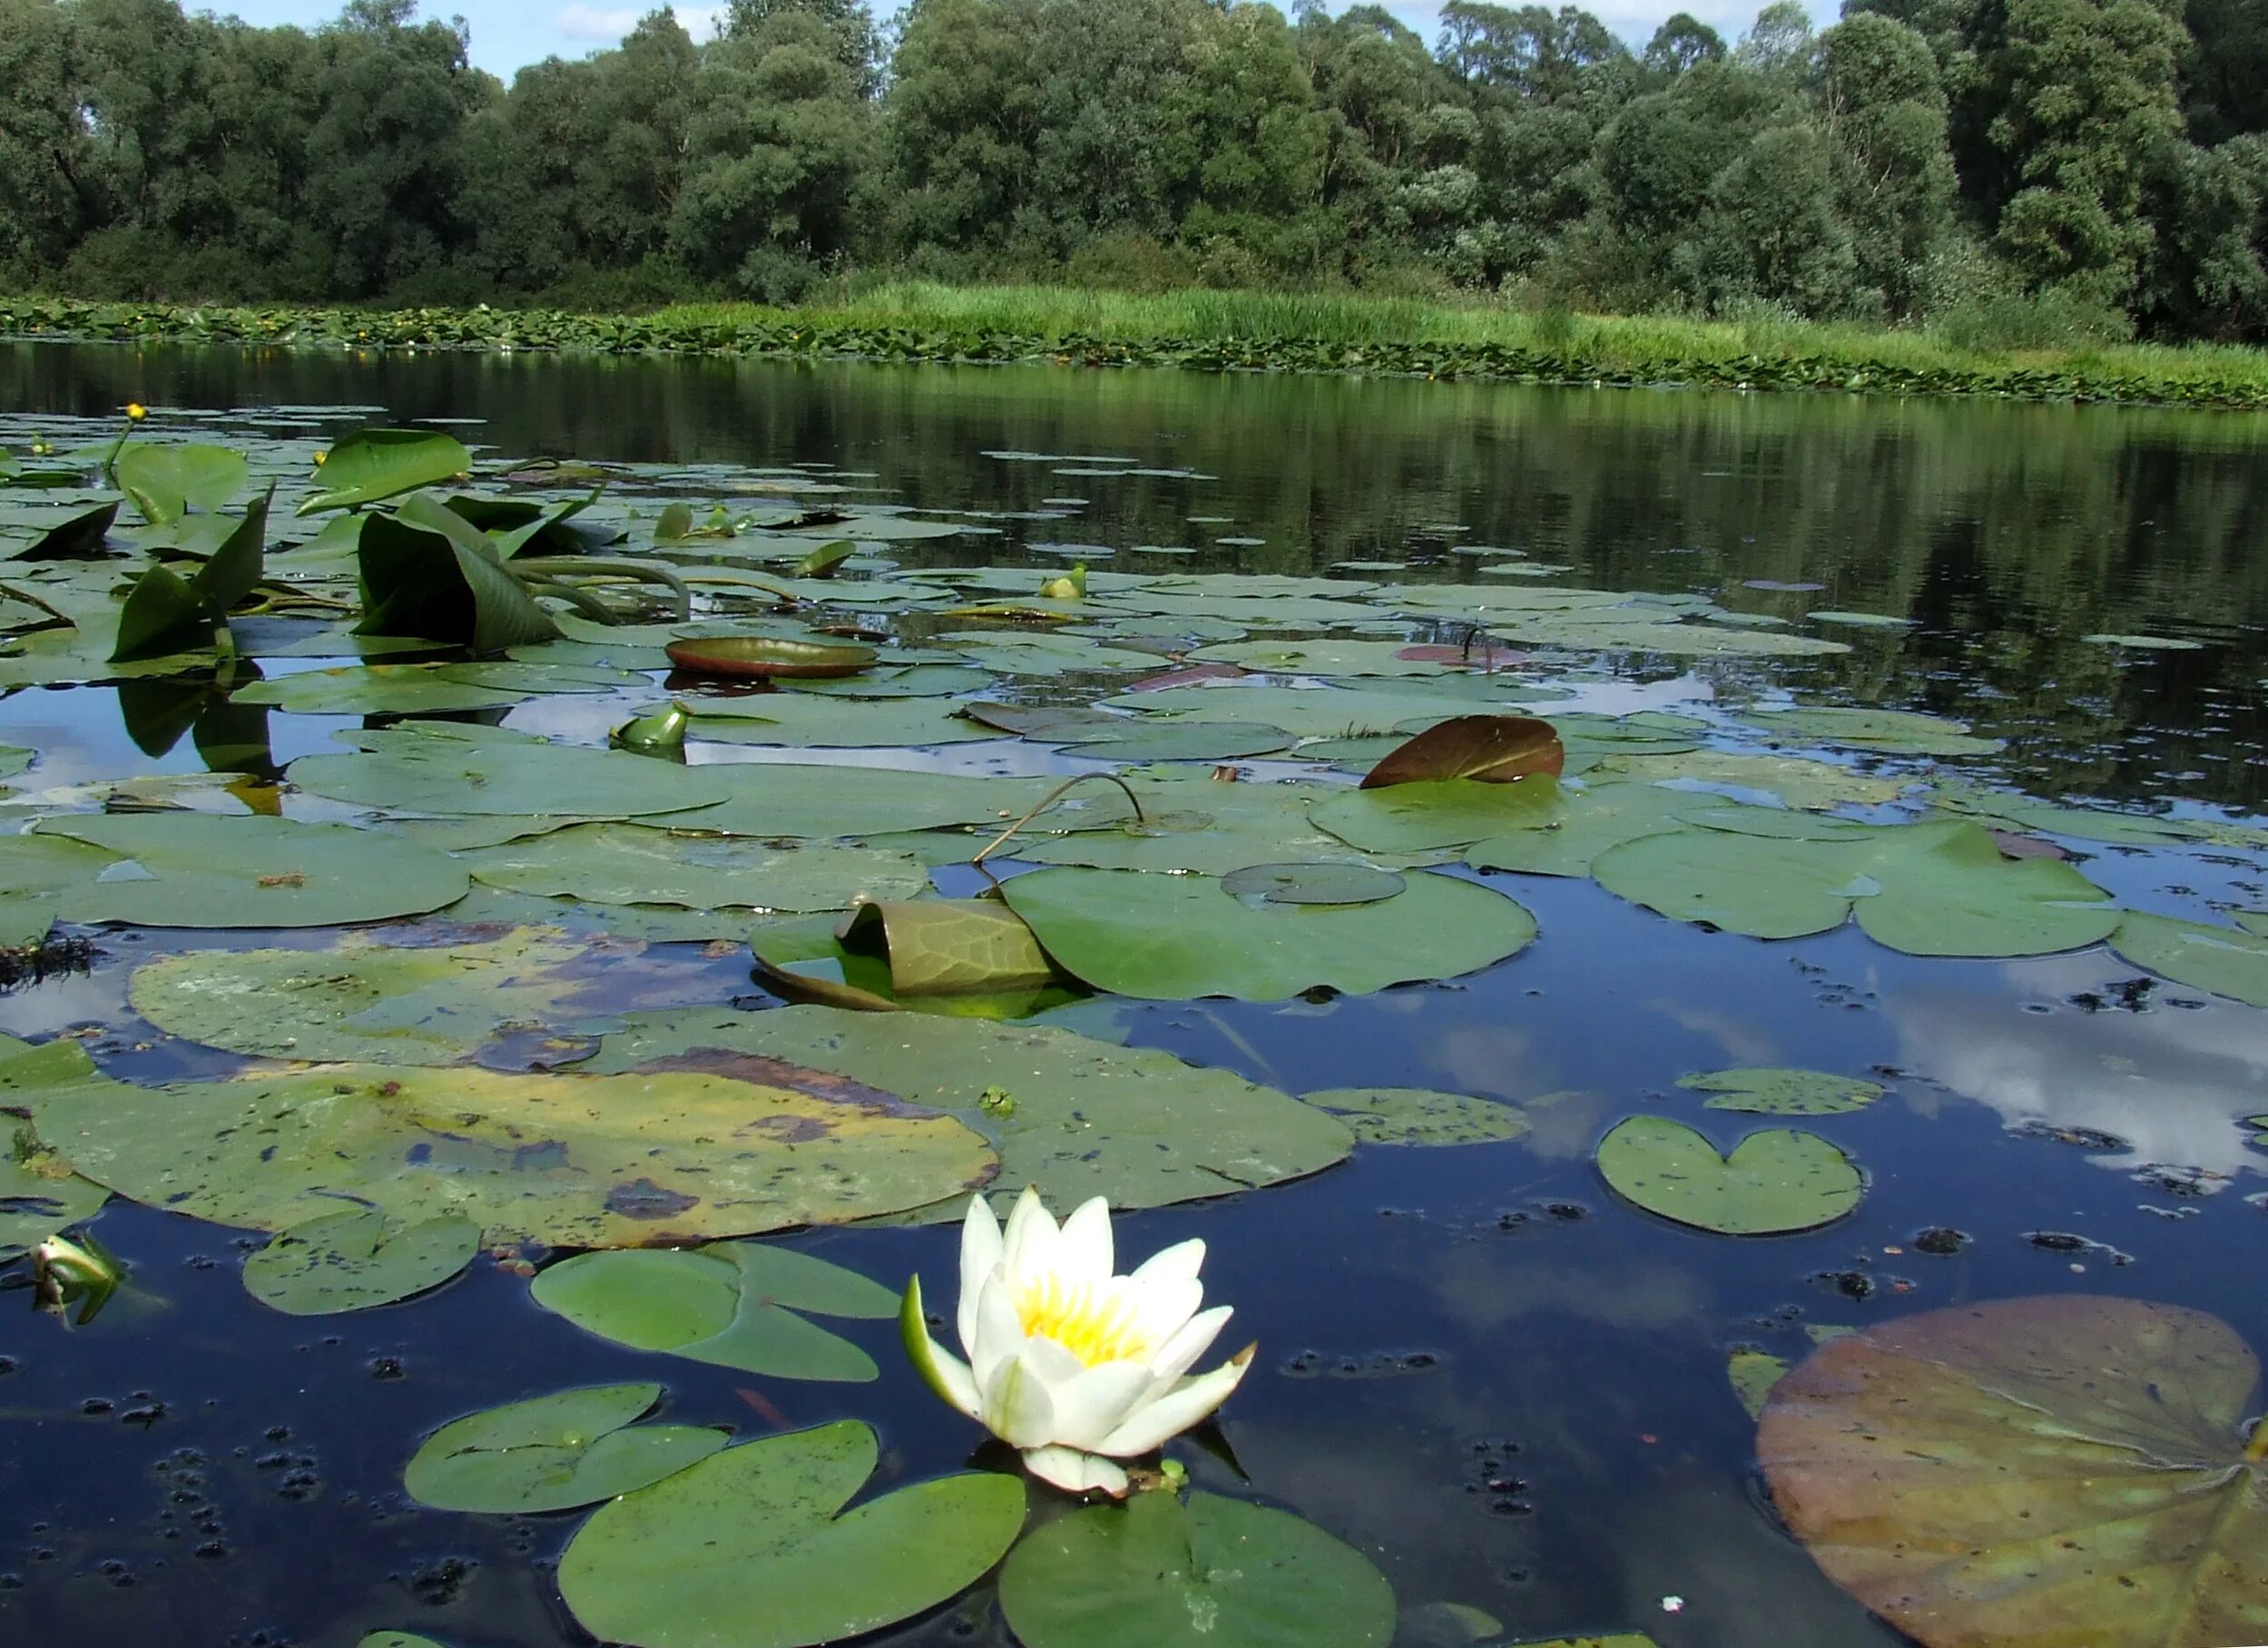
[7,341,2264,806]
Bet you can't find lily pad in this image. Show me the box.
[288,730,734,818]
[1360,715,1566,789]
[664,636,878,679]
[1595,1115,1862,1234]
[2082,633,2206,651]
[999,1489,1396,1648]
[404,1382,729,1515]
[577,1005,1354,1215]
[1302,1087,1529,1146]
[37,812,469,929]
[359,1634,453,1648]
[1674,1068,1885,1115]
[685,693,997,749]
[1742,707,2000,757]
[355,494,562,653]
[1000,867,1535,1001]
[1312,777,1566,854]
[2108,914,2268,1008]
[114,443,249,524]
[34,1060,996,1247]
[1729,1349,1792,1420]
[0,830,123,947]
[1221,863,1408,907]
[299,430,472,515]
[558,1420,1026,1648]
[533,1241,898,1381]
[1065,721,1295,763]
[1464,782,1709,878]
[233,664,526,715]
[242,1208,478,1315]
[459,825,928,913]
[835,899,1057,994]
[1759,1297,2268,1648]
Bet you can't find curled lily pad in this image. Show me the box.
[558,1420,1026,1648]
[114,442,248,525]
[356,493,562,652]
[359,1633,453,1648]
[1759,1297,2268,1648]
[242,1208,478,1316]
[1000,867,1535,1001]
[404,1382,729,1515]
[533,1242,898,1381]
[664,636,877,679]
[34,1061,997,1247]
[37,812,469,929]
[837,899,1056,995]
[1595,1115,1862,1235]
[1303,1087,1528,1146]
[999,1489,1396,1648]
[1360,714,1566,789]
[1674,1068,1885,1115]
[1221,863,1408,907]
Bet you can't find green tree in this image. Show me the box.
[1643,12,1728,78]
[2182,0,2268,145]
[1821,11,1957,315]
[884,0,1040,254]
[0,0,93,278]
[724,0,881,96]
[1160,1,1330,270]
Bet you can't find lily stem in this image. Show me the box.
[513,556,692,622]
[971,772,1146,868]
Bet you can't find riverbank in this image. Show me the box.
[8,283,2268,410]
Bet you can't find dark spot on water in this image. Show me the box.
[604,1178,700,1219]
[2011,1119,2130,1152]
[2027,1231,2088,1252]
[401,1555,475,1606]
[1913,1227,1969,1256]
[370,1356,405,1380]
[1815,1270,1875,1300]
[81,1398,112,1416]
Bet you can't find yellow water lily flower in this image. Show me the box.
[125,402,147,421]
[901,1186,1253,1496]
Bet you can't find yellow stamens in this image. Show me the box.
[1015,1275,1156,1368]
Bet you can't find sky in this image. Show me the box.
[200,0,1828,80]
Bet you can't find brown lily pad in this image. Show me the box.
[1360,714,1566,790]
[664,636,878,679]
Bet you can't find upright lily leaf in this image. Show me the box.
[111,487,271,662]
[837,900,1057,995]
[404,1382,729,1515]
[299,429,472,515]
[23,500,118,559]
[486,488,603,560]
[1760,1297,2268,1648]
[1595,1115,1862,1234]
[357,493,561,652]
[242,1208,478,1315]
[558,1420,1026,1648]
[113,442,248,525]
[999,1490,1398,1648]
[792,539,854,577]
[1360,714,1566,790]
[533,1242,898,1381]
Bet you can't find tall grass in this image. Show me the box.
[649,280,2268,393]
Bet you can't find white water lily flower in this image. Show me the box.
[900,1186,1253,1497]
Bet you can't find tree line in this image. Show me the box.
[3,0,2263,343]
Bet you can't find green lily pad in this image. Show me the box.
[233,665,526,714]
[999,1490,1396,1648]
[114,443,249,524]
[1190,637,1457,678]
[242,1208,478,1315]
[33,1060,996,1247]
[558,1420,1026,1648]
[1015,774,1381,875]
[358,1633,453,1648]
[1312,777,1566,854]
[1000,867,1535,1001]
[0,830,123,947]
[665,765,1053,841]
[299,430,471,515]
[1741,707,2000,757]
[1590,750,1912,812]
[1221,862,1408,907]
[1065,721,1295,762]
[836,899,1057,994]
[1303,1087,1529,1146]
[1729,1349,1792,1420]
[1674,1068,1886,1115]
[1595,1115,1862,1234]
[533,1241,897,1381]
[1806,610,1913,629]
[113,488,272,661]
[36,813,469,928]
[2108,914,2268,1007]
[0,1040,109,1255]
[1759,1297,2268,1648]
[405,1382,729,1515]
[459,825,928,913]
[685,693,997,749]
[288,729,734,818]
[577,1005,1354,1215]
[1465,781,1710,878]
[2081,633,2206,651]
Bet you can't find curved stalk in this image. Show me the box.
[513,555,693,621]
[970,772,1146,868]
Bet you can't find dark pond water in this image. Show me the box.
[2,341,2266,1648]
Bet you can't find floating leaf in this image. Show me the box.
[288,728,734,818]
[299,429,471,515]
[2108,914,2268,1008]
[113,442,248,525]
[1741,707,2000,757]
[534,1241,897,1381]
[1806,610,1913,629]
[404,1382,728,1515]
[358,1633,452,1648]
[1220,862,1407,907]
[1759,1297,2268,1648]
[999,1490,1396,1648]
[1001,867,1535,1001]
[1595,1115,1862,1235]
[2082,633,2206,651]
[792,539,855,577]
[1728,1349,1790,1420]
[0,830,123,947]
[460,826,927,914]
[112,488,272,662]
[34,1060,997,1247]
[1302,1087,1528,1146]
[665,636,877,679]
[16,500,118,560]
[242,1208,478,1316]
[579,1005,1353,1215]
[559,1420,1026,1648]
[837,899,1056,995]
[37,812,468,928]
[1465,781,1707,878]
[1066,721,1294,762]
[1360,715,1566,790]
[1313,777,1566,854]
[1674,1068,1885,1115]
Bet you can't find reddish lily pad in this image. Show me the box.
[664,636,878,680]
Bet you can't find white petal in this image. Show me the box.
[1142,1304,1232,1396]
[1020,1332,1086,1388]
[980,1347,1061,1449]
[969,1272,1027,1391]
[1129,1236,1205,1289]
[1128,1273,1204,1350]
[1055,1196,1114,1286]
[999,1184,1057,1285]
[1043,1360,1156,1450]
[1096,1345,1254,1457]
[899,1276,983,1420]
[1021,1445,1129,1498]
[956,1194,1003,1359]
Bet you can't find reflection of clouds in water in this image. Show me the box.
[1652,999,1782,1067]
[0,969,128,1038]
[1430,1241,1713,1336]
[1423,1020,1616,1160]
[1547,673,1716,717]
[1888,954,2268,1182]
